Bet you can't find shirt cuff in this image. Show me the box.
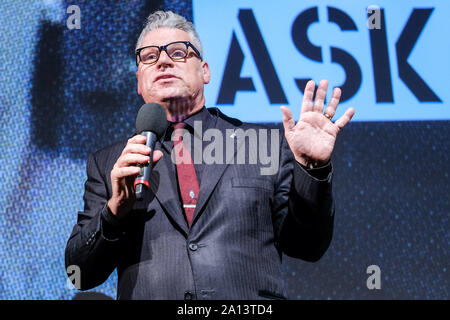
[297,160,332,181]
[292,160,334,217]
[100,204,124,241]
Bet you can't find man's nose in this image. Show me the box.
[156,49,173,68]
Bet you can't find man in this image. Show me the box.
[65,10,354,300]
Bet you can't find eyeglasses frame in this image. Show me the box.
[135,41,203,67]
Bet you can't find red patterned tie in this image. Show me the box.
[172,122,199,227]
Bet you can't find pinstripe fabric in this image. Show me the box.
[65,108,334,300]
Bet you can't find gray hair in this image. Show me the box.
[135,10,203,56]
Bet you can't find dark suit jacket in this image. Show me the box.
[65,108,335,300]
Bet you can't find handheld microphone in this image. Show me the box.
[134,103,169,200]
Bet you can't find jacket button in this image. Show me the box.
[189,243,198,251]
[184,291,193,300]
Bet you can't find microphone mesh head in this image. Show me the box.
[135,103,169,138]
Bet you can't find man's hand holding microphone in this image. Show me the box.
[107,103,168,219]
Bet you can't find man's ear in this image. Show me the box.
[201,61,210,84]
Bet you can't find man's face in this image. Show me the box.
[136,27,210,118]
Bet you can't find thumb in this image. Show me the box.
[152,150,164,164]
[280,106,295,132]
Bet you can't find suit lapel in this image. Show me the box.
[134,112,245,233]
[190,116,245,227]
[147,140,189,235]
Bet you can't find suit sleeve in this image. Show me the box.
[272,134,334,262]
[64,152,124,290]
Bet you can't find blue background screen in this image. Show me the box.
[0,0,448,299]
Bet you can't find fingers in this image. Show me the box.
[113,166,141,179]
[293,79,353,130]
[334,107,355,130]
[112,149,164,179]
[300,80,315,114]
[108,136,165,218]
[116,153,150,168]
[121,134,153,158]
[323,87,341,120]
[280,106,295,132]
[117,147,164,167]
[313,80,328,113]
[113,136,164,179]
[127,134,147,145]
[122,142,151,157]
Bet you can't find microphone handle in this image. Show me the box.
[134,131,157,200]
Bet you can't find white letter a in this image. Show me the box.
[67,5,81,30]
[366,265,381,289]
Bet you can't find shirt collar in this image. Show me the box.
[182,106,211,128]
[163,106,215,142]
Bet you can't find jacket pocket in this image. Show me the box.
[231,177,273,191]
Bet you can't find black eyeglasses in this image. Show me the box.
[135,41,202,66]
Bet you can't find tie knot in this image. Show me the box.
[172,122,187,130]
[172,122,187,142]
